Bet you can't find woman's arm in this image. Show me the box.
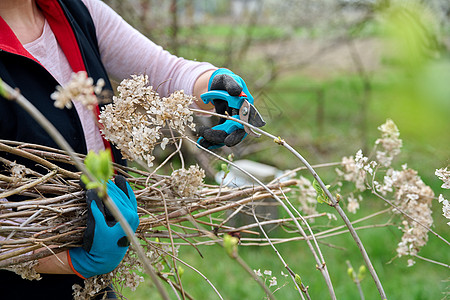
[81,0,217,99]
[193,70,215,110]
[34,251,74,275]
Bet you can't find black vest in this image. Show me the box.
[0,0,123,298]
[0,0,125,167]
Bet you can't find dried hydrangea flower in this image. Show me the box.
[170,165,205,198]
[9,161,30,184]
[336,150,375,192]
[51,71,104,110]
[5,260,41,281]
[392,166,434,258]
[375,119,402,167]
[438,194,450,226]
[99,74,195,168]
[435,167,450,189]
[72,273,112,300]
[268,276,278,288]
[347,193,362,214]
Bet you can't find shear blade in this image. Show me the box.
[248,103,266,128]
[239,101,266,137]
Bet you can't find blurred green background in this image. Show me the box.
[104,0,450,299]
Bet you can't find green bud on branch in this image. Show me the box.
[80,149,113,197]
[178,265,185,278]
[223,234,239,258]
[347,267,355,281]
[358,265,367,281]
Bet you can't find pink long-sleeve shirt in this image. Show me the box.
[23,0,216,152]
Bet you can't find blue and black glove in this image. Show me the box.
[197,68,254,149]
[68,176,139,279]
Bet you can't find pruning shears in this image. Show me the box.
[201,90,266,137]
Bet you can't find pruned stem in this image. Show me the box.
[190,108,386,299]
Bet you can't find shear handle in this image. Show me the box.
[200,90,248,109]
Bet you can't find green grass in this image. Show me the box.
[121,201,449,299]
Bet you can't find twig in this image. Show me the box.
[157,187,186,300]
[250,204,306,300]
[0,169,58,199]
[148,242,224,300]
[412,254,450,269]
[235,255,277,300]
[0,143,78,179]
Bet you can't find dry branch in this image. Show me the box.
[0,140,298,269]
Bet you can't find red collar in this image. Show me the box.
[0,0,85,72]
[0,0,114,160]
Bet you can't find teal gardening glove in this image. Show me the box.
[68,176,139,279]
[197,68,254,149]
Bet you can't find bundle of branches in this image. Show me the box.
[0,140,296,270]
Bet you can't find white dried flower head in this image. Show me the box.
[99,75,195,168]
[435,167,450,189]
[347,193,361,214]
[438,194,450,225]
[72,273,112,300]
[264,270,272,276]
[375,168,396,196]
[170,165,205,198]
[326,213,337,221]
[5,260,41,281]
[337,150,375,191]
[254,269,263,277]
[391,167,434,257]
[296,176,318,216]
[407,259,416,267]
[51,71,104,110]
[269,276,278,288]
[375,119,402,167]
[160,137,169,150]
[9,161,29,184]
[112,250,146,292]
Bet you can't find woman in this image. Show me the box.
[0,0,253,298]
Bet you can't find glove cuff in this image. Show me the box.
[67,249,87,279]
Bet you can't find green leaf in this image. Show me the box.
[317,195,325,204]
[312,178,322,193]
[82,150,113,197]
[0,78,5,98]
[295,273,302,289]
[313,178,330,204]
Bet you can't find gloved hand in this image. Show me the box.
[68,176,139,279]
[197,68,254,149]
